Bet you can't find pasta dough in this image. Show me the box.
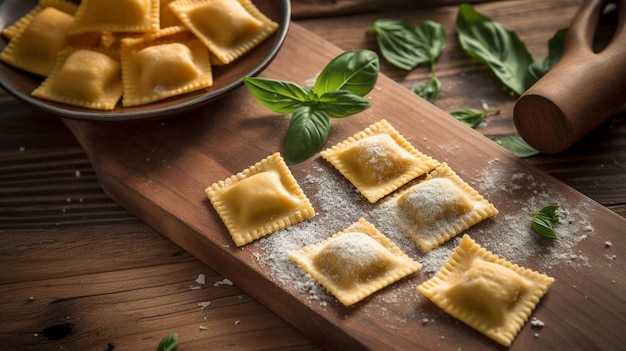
[417,234,555,347]
[392,162,498,252]
[205,153,315,247]
[321,120,440,203]
[289,218,421,306]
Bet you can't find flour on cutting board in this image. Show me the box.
[252,155,595,310]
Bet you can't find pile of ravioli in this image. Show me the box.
[205,119,555,347]
[0,0,278,110]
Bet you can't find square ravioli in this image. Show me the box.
[289,217,422,306]
[392,162,498,252]
[120,27,213,107]
[31,48,123,110]
[417,234,555,347]
[1,0,77,41]
[205,152,315,247]
[320,120,440,203]
[68,0,159,35]
[169,0,279,64]
[0,4,77,76]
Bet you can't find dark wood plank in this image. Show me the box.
[60,22,626,350]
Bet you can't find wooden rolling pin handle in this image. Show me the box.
[514,0,626,154]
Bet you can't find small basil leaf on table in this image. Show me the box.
[285,106,331,165]
[449,108,485,128]
[531,205,560,240]
[456,3,533,96]
[491,134,540,158]
[312,50,379,97]
[411,73,441,103]
[242,77,309,114]
[157,332,178,351]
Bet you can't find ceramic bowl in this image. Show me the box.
[0,0,290,121]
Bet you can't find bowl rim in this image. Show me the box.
[0,0,291,121]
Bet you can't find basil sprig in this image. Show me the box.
[531,205,560,240]
[456,4,566,96]
[157,333,178,351]
[244,50,379,164]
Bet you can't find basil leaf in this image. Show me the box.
[368,19,429,71]
[316,90,371,118]
[449,108,485,128]
[537,205,560,222]
[491,135,540,157]
[243,77,309,114]
[157,333,178,351]
[456,4,533,95]
[313,50,379,97]
[413,20,447,64]
[531,205,560,240]
[532,215,558,240]
[411,73,441,103]
[525,28,567,88]
[285,106,331,164]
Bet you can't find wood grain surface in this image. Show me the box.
[1,1,625,350]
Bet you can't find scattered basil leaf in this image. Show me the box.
[456,4,533,95]
[491,135,540,157]
[367,19,430,70]
[525,28,567,88]
[244,50,379,164]
[449,107,500,128]
[157,333,178,351]
[531,205,560,240]
[312,50,379,97]
[315,90,371,118]
[449,108,485,128]
[242,78,309,114]
[413,20,447,64]
[411,73,441,103]
[284,106,331,164]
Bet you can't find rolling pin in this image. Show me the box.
[513,0,626,154]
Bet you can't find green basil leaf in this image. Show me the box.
[449,108,485,128]
[316,90,371,118]
[456,4,533,95]
[413,20,447,64]
[411,73,441,103]
[532,215,558,240]
[243,77,309,114]
[285,106,331,164]
[312,50,379,97]
[491,135,540,158]
[157,333,178,351]
[525,28,567,88]
[537,205,560,222]
[368,19,429,71]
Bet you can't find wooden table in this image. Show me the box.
[1,1,624,350]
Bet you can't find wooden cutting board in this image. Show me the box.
[63,23,626,351]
